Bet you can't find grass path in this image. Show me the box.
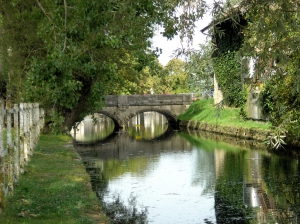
[0,134,108,224]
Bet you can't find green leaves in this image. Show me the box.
[185,43,214,94]
[163,59,189,94]
[0,0,210,132]
[213,51,245,107]
[264,127,287,150]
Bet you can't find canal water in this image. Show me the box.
[72,113,300,224]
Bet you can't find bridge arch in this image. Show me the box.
[95,111,124,130]
[97,108,178,130]
[124,108,178,129]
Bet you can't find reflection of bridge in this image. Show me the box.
[98,94,191,129]
[75,131,192,160]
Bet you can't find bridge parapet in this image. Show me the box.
[105,94,191,107]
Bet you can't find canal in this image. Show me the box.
[72,112,300,224]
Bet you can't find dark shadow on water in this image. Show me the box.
[127,125,176,142]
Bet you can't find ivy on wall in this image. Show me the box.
[212,16,247,108]
[213,51,245,107]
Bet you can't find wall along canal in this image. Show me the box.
[72,112,300,223]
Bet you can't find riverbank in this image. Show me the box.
[178,99,300,154]
[180,129,267,150]
[178,99,271,141]
[0,134,108,224]
[178,120,269,142]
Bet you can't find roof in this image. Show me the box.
[200,3,246,34]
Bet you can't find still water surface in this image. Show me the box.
[72,112,300,224]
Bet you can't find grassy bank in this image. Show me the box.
[178,99,271,130]
[0,134,108,224]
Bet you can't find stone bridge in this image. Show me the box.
[98,94,191,129]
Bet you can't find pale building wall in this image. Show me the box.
[213,74,224,105]
[246,85,264,120]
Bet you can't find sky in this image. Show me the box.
[152,2,214,66]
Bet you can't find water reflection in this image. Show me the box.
[127,112,169,140]
[70,114,115,143]
[73,116,300,224]
[184,130,300,223]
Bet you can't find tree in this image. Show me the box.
[185,43,214,96]
[0,0,208,132]
[240,0,300,143]
[210,0,300,144]
[162,59,189,94]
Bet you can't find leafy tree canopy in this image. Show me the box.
[211,0,300,143]
[2,0,300,141]
[239,0,300,143]
[162,58,189,94]
[0,0,207,132]
[185,43,214,96]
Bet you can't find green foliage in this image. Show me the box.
[108,53,164,95]
[209,0,300,146]
[259,58,300,143]
[214,151,252,223]
[0,0,210,132]
[161,59,189,94]
[185,43,214,94]
[213,51,245,107]
[264,127,287,150]
[210,8,247,108]
[0,0,42,102]
[239,0,300,144]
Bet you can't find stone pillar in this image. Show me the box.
[13,104,20,182]
[23,103,29,163]
[0,100,5,213]
[39,108,45,131]
[213,74,224,104]
[33,103,39,147]
[6,100,13,195]
[19,103,25,171]
[29,103,33,156]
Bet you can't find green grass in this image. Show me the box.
[0,134,108,224]
[178,98,271,130]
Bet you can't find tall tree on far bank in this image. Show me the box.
[240,0,300,143]
[185,43,214,96]
[162,59,189,94]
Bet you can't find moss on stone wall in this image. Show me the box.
[178,120,269,142]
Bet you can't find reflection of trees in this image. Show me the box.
[260,155,299,223]
[71,115,115,143]
[127,112,168,140]
[103,194,148,224]
[214,151,253,223]
[76,122,300,223]
[192,149,215,195]
[181,129,300,223]
[213,148,300,223]
[83,159,148,223]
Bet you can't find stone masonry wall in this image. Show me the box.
[178,120,269,142]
